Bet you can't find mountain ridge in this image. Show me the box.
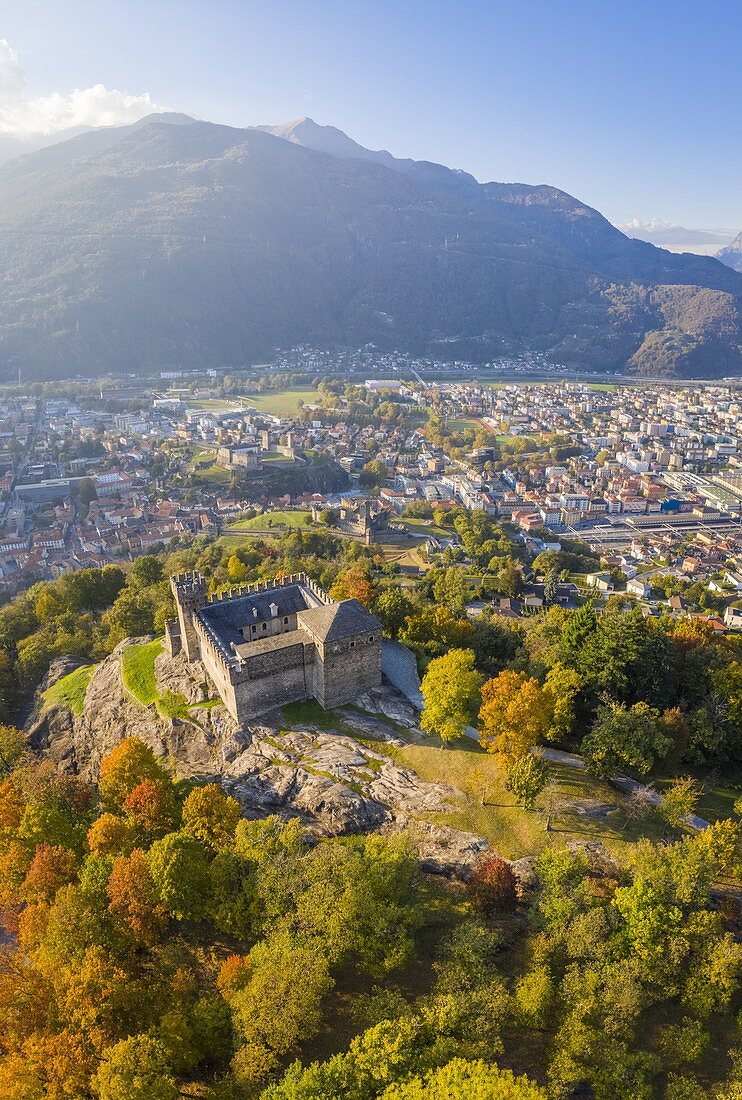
[717,232,742,273]
[0,114,739,379]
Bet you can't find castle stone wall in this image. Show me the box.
[172,569,381,725]
[314,633,382,708]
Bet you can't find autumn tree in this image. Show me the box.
[479,670,551,762]
[105,847,166,946]
[87,812,137,857]
[329,564,377,607]
[22,842,78,904]
[420,648,482,743]
[467,855,517,914]
[123,779,178,840]
[99,739,171,811]
[182,783,241,851]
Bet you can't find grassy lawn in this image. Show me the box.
[192,459,231,485]
[121,638,204,722]
[243,387,317,416]
[396,517,449,538]
[121,639,163,705]
[228,509,311,531]
[380,736,663,860]
[282,699,347,729]
[261,452,295,464]
[185,399,241,411]
[449,417,485,432]
[42,664,95,717]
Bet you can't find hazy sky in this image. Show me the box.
[2,0,740,231]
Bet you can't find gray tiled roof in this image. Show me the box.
[298,599,381,643]
[197,584,312,651]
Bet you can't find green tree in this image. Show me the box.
[432,568,469,612]
[379,1058,547,1099]
[506,753,549,809]
[658,777,701,834]
[543,664,581,743]
[94,1035,178,1100]
[420,649,482,742]
[129,555,164,587]
[226,930,333,1087]
[147,831,211,920]
[578,608,678,710]
[561,600,597,663]
[359,459,387,489]
[495,560,523,598]
[182,783,241,851]
[375,586,413,639]
[543,568,559,605]
[581,701,671,778]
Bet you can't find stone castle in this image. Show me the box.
[165,571,382,725]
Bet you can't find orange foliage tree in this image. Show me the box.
[479,670,551,762]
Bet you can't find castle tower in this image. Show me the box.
[170,571,207,660]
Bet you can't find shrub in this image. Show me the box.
[468,855,517,914]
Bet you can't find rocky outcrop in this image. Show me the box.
[27,639,239,780]
[398,820,490,879]
[354,682,422,730]
[221,728,458,837]
[25,642,489,878]
[154,649,214,704]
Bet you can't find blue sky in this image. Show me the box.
[2,0,740,231]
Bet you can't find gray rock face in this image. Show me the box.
[27,639,238,780]
[398,819,490,879]
[221,727,457,837]
[25,643,488,878]
[154,649,214,704]
[355,683,420,729]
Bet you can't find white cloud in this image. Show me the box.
[623,218,676,231]
[0,39,167,135]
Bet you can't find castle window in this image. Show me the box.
[283,616,289,624]
[262,623,267,631]
[350,640,355,649]
[369,635,374,642]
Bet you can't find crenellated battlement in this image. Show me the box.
[204,572,330,605]
[171,570,208,597]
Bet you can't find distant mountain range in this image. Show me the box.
[0,112,740,379]
[717,232,742,274]
[619,220,739,257]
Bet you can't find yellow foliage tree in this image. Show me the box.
[420,648,482,743]
[479,670,551,762]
